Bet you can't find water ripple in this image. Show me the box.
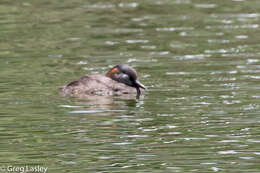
[116,28,143,33]
[218,150,238,155]
[194,4,217,8]
[126,40,149,44]
[206,24,259,29]
[173,54,211,60]
[156,27,194,32]
[118,2,138,8]
[69,110,126,114]
[84,4,115,9]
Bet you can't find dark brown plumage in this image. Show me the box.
[60,64,146,97]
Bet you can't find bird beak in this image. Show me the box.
[135,80,146,90]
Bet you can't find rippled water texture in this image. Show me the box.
[1,0,260,172]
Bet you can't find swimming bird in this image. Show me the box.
[60,64,146,97]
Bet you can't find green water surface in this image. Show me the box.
[1,0,260,172]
